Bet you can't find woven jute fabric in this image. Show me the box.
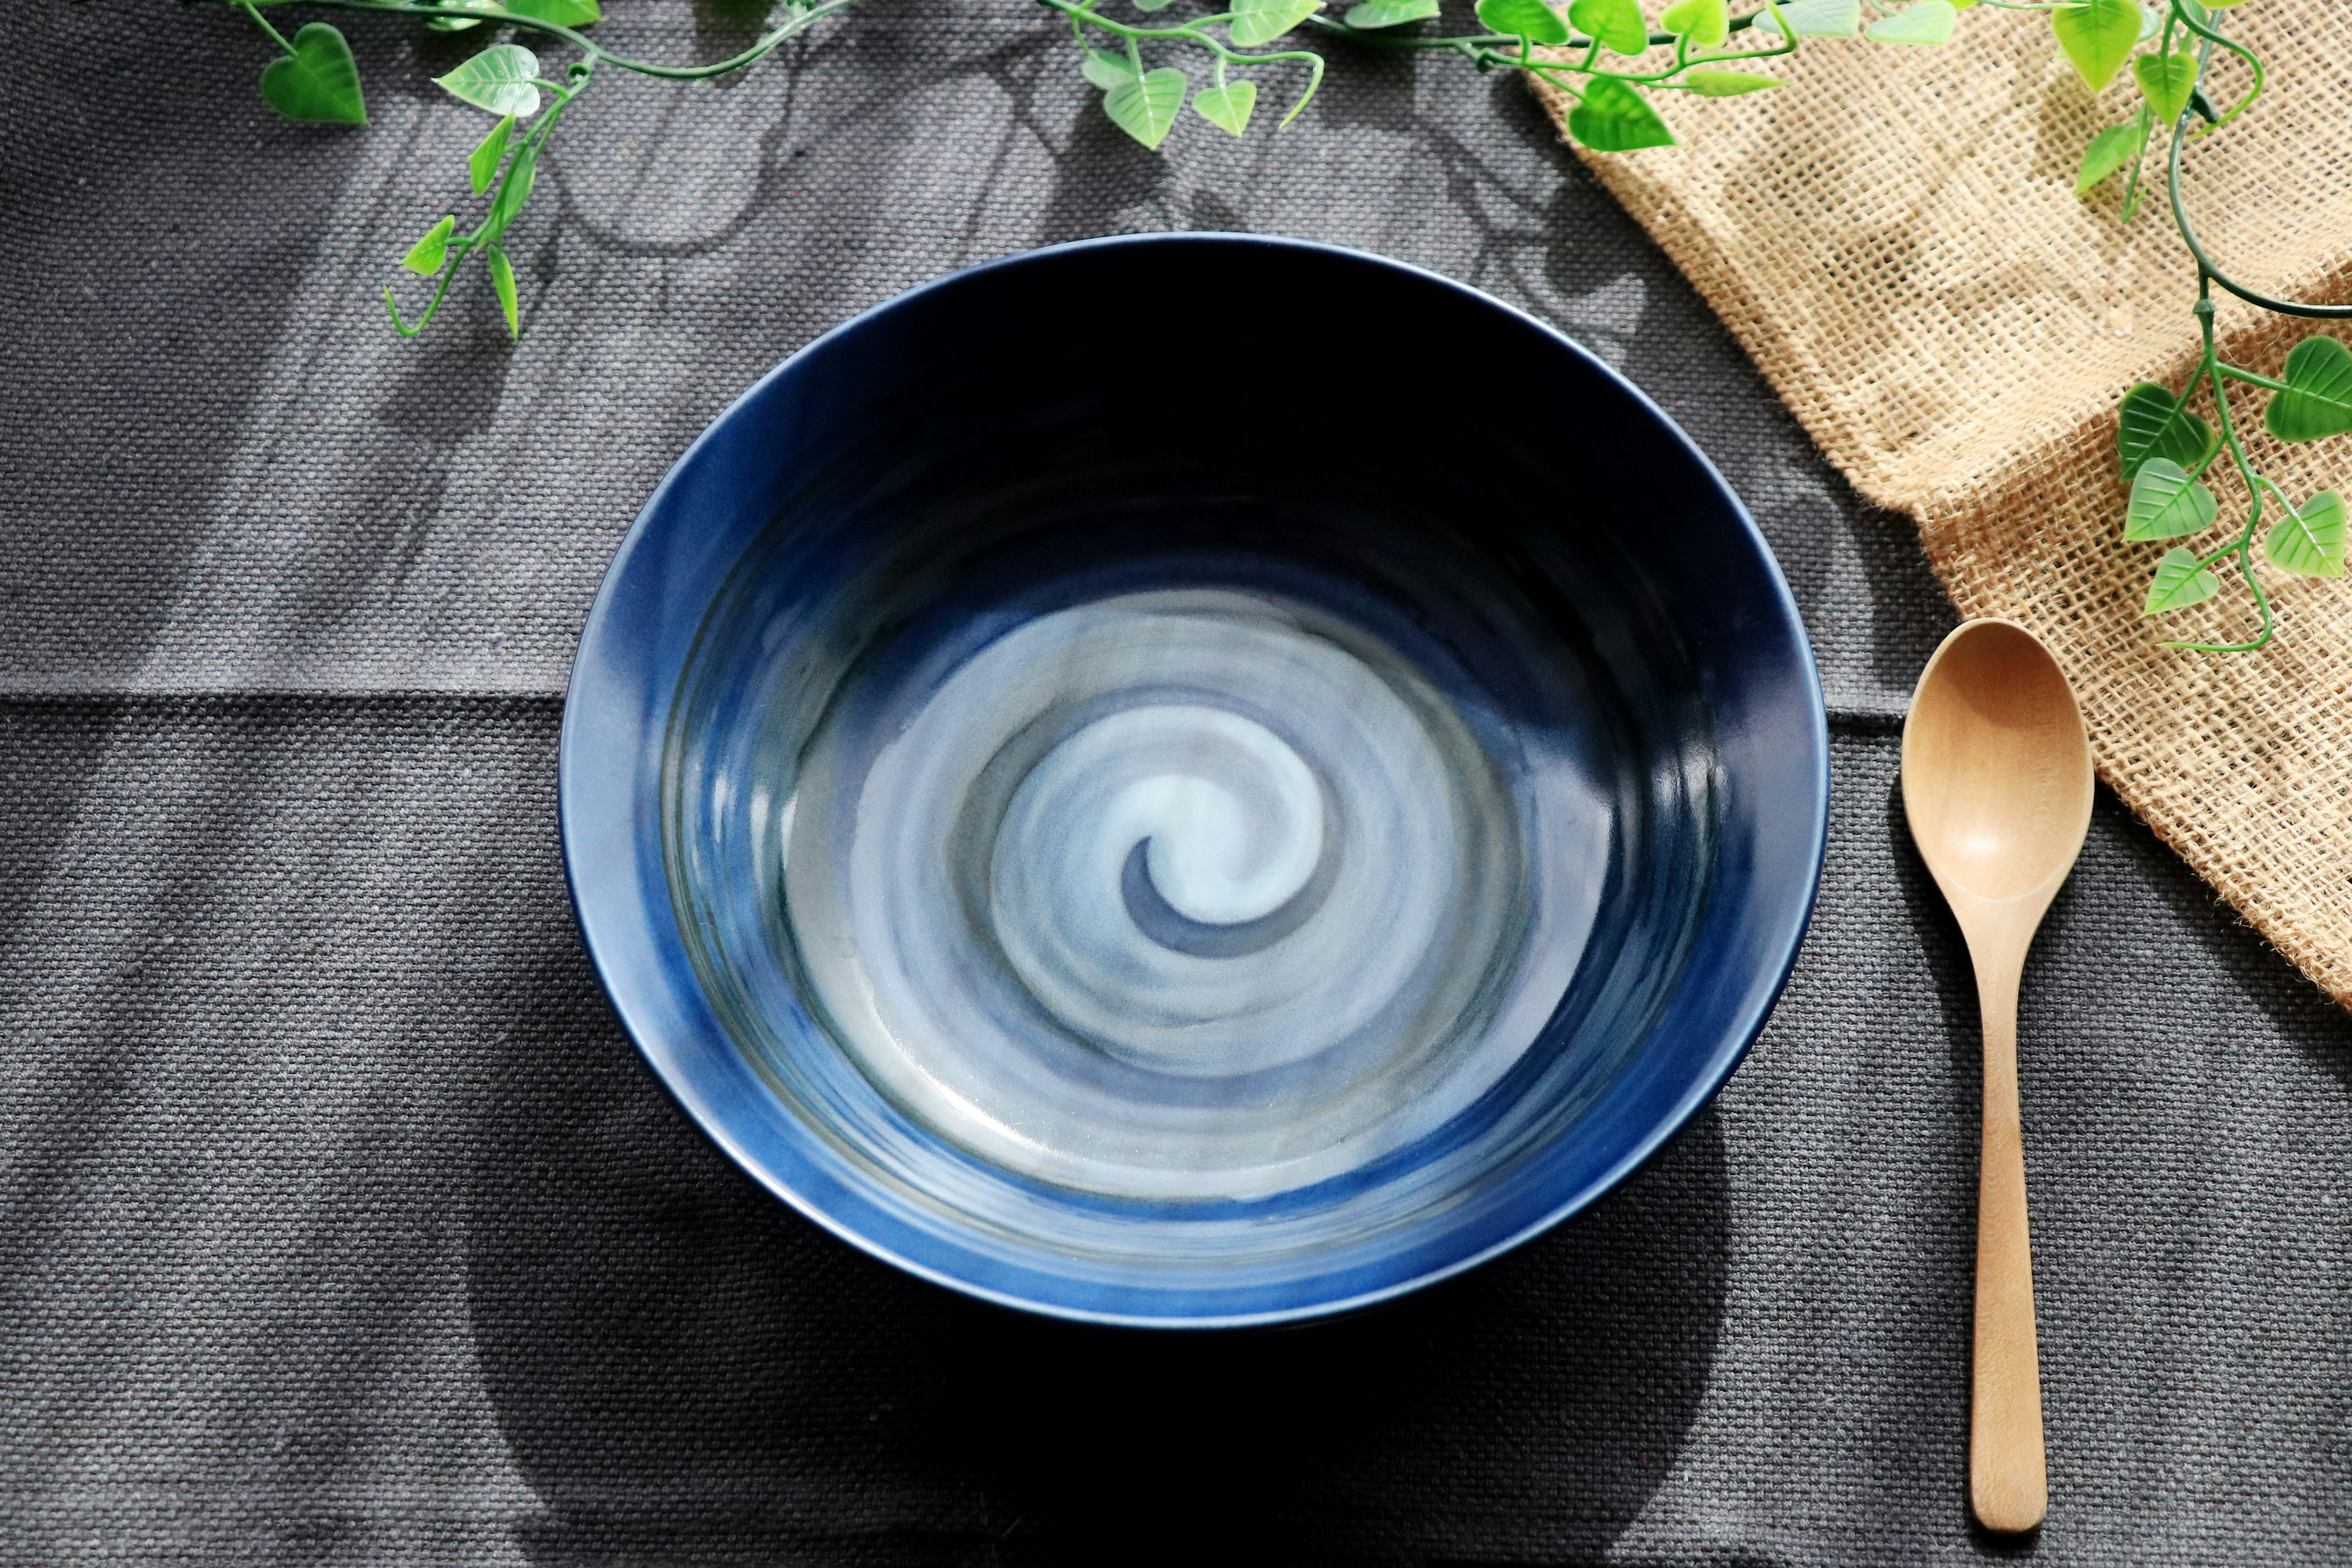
[1536,2,2352,1003]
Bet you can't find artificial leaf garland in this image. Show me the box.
[216,0,2348,655]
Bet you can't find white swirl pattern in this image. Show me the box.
[782,588,1603,1201]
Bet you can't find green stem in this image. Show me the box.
[1519,25,1790,91]
[2163,17,2352,323]
[237,0,298,56]
[2116,103,2153,224]
[1683,37,1796,66]
[1304,1,1781,56]
[1040,0,1325,120]
[386,59,586,335]
[2215,363,2293,394]
[1042,0,1319,67]
[260,0,870,80]
[383,239,468,337]
[1300,20,1516,53]
[2166,0,2264,127]
[2168,290,2275,652]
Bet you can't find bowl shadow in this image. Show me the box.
[465,966,1731,1565]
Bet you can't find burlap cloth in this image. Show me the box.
[1534,2,2352,1003]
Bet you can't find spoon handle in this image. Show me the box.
[1970,947,2047,1534]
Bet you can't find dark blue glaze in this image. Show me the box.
[559,234,1828,1328]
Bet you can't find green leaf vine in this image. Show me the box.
[225,0,2348,654]
[2033,0,2351,650]
[240,0,1916,342]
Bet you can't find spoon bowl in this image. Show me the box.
[1902,617,2094,1537]
[1905,620,2095,906]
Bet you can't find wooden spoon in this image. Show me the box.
[1901,618,2094,1536]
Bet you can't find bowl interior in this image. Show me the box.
[562,236,1826,1325]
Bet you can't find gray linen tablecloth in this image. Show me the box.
[7,4,2350,1562]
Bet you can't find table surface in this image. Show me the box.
[7,5,2351,1564]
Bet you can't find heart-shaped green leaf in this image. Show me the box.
[258,22,368,125]
[1476,0,1570,44]
[2133,49,2196,124]
[488,246,521,338]
[1081,48,1139,91]
[2124,458,2218,540]
[1104,66,1188,149]
[2051,0,2141,92]
[435,43,543,118]
[470,115,516,194]
[505,0,602,24]
[1568,76,1675,151]
[2264,491,2348,578]
[2143,547,2220,616]
[401,216,457,276]
[2075,120,2143,194]
[1863,0,1955,45]
[2264,336,2352,443]
[1659,0,1728,46]
[1193,79,1258,135]
[1230,0,1323,45]
[1346,0,1441,24]
[1685,69,1783,96]
[1132,0,1175,10]
[1567,0,1648,54]
[2117,380,2217,480]
[1753,0,1861,39]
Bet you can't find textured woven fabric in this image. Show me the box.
[1533,2,2352,1004]
[5,2,2351,1562]
[1,1,1948,715]
[7,704,2351,1564]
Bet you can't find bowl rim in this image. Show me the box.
[559,231,1830,1329]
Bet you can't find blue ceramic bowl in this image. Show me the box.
[560,234,1826,1328]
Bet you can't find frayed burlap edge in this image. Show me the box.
[1532,2,2352,1003]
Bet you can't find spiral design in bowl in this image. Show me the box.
[782,586,1593,1200]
